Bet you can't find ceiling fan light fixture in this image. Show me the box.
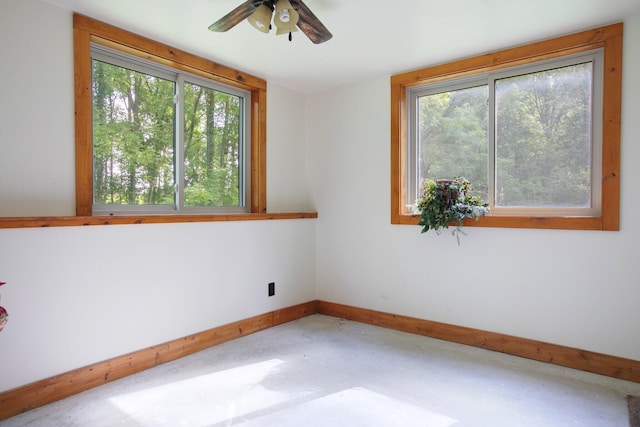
[209,0,332,44]
[273,0,299,35]
[247,4,273,33]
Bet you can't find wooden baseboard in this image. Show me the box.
[0,301,318,421]
[3,299,638,421]
[316,301,640,384]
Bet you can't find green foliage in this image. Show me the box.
[495,63,592,207]
[418,62,593,209]
[416,177,489,242]
[419,86,489,201]
[92,60,175,205]
[92,60,242,209]
[182,83,241,207]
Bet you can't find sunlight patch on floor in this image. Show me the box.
[108,358,298,426]
[243,387,458,426]
[107,357,457,426]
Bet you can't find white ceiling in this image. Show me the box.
[43,0,640,95]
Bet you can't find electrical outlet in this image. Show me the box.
[268,282,275,297]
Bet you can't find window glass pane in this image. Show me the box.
[495,62,593,208]
[183,82,242,207]
[417,85,489,200]
[92,60,175,206]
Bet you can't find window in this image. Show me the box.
[74,14,267,218]
[409,53,601,217]
[91,46,249,214]
[391,24,622,230]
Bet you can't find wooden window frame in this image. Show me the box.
[391,23,622,231]
[74,14,268,218]
[0,14,319,229]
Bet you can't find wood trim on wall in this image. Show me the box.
[252,87,268,213]
[72,13,268,218]
[0,301,318,421]
[0,212,318,230]
[391,23,622,231]
[2,299,637,421]
[316,301,640,384]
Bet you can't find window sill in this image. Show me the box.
[393,213,609,231]
[0,212,318,229]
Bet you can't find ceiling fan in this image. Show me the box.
[208,0,333,44]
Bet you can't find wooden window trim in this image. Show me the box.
[391,23,622,231]
[0,212,318,230]
[74,14,267,217]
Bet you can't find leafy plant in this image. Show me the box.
[416,177,489,243]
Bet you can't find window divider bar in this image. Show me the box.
[488,78,497,210]
[175,74,185,212]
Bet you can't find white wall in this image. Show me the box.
[0,0,316,393]
[0,220,316,392]
[267,84,313,213]
[307,14,640,361]
[0,0,75,217]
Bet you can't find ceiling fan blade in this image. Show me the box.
[208,0,263,32]
[291,0,333,44]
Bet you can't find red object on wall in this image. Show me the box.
[0,281,7,332]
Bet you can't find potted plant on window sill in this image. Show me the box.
[415,177,489,244]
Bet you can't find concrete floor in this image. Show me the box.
[2,314,639,426]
